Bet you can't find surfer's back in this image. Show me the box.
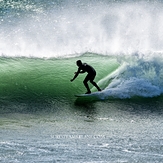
[82,63,96,74]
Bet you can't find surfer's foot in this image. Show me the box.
[98,88,101,91]
[85,91,91,94]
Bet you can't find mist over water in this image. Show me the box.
[1,0,163,57]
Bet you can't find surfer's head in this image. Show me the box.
[76,60,82,67]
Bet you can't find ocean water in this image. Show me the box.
[1,0,163,162]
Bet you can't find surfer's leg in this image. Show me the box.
[90,80,101,91]
[90,73,101,91]
[83,76,91,94]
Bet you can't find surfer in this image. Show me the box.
[70,60,101,94]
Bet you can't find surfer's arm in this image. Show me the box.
[70,69,80,82]
[79,70,86,73]
[70,67,86,82]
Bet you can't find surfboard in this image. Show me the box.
[74,91,105,104]
[75,91,101,98]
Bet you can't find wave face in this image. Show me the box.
[0,53,162,102]
[1,0,163,112]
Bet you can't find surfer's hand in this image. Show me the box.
[70,79,73,82]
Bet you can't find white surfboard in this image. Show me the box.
[75,91,101,98]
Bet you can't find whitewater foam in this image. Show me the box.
[1,1,163,58]
[103,78,161,99]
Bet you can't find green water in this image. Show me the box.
[0,54,120,105]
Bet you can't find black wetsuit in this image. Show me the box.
[77,63,96,82]
[77,63,101,93]
[71,61,101,94]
